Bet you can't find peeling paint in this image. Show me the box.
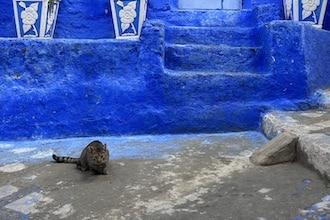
[264,195,273,201]
[31,149,54,159]
[4,192,53,214]
[131,156,251,215]
[0,143,13,148]
[308,120,330,131]
[10,147,36,154]
[52,204,76,219]
[297,194,330,219]
[0,185,18,199]
[239,150,254,156]
[300,112,326,118]
[0,163,26,172]
[258,188,274,194]
[24,175,37,180]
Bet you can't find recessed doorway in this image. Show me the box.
[178,0,243,10]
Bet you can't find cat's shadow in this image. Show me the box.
[77,166,112,183]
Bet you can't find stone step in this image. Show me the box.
[163,70,305,103]
[262,110,330,180]
[165,43,264,72]
[165,26,260,47]
[149,9,256,27]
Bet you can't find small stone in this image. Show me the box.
[250,131,299,166]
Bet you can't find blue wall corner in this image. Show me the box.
[303,24,330,92]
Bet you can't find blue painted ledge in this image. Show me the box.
[0,131,268,165]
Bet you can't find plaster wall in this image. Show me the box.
[0,1,329,140]
[0,21,166,140]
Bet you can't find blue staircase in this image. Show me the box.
[148,7,310,132]
[161,9,270,103]
[163,10,263,73]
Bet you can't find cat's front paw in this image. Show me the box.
[77,164,88,171]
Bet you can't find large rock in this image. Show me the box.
[250,131,299,166]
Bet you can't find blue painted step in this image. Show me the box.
[165,43,263,72]
[165,26,260,47]
[163,70,305,104]
[149,9,256,27]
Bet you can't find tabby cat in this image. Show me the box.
[52,140,109,175]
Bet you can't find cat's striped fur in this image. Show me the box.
[52,140,109,175]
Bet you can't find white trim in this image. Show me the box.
[12,0,21,38]
[138,0,147,37]
[293,0,299,21]
[50,3,60,37]
[318,0,328,26]
[39,1,48,37]
[110,0,120,38]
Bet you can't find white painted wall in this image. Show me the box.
[178,0,242,10]
[223,0,242,10]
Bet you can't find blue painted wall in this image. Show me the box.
[0,0,329,140]
[0,0,115,38]
[1,0,330,37]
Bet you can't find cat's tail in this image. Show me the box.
[52,154,79,163]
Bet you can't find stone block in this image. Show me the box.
[250,131,299,166]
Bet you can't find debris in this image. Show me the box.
[250,131,298,166]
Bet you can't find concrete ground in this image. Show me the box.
[0,131,329,220]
